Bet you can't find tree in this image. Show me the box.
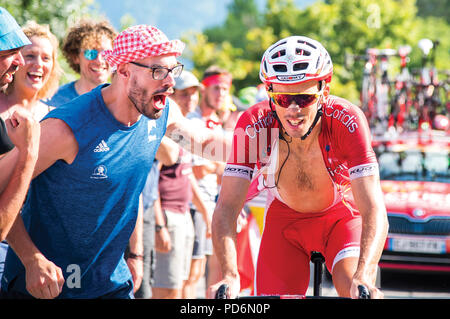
[182,0,450,105]
[0,0,99,40]
[416,0,449,23]
[0,0,106,83]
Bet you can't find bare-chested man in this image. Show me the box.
[209,36,388,299]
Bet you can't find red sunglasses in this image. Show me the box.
[268,92,321,108]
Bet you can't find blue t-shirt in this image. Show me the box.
[43,81,79,107]
[1,84,169,298]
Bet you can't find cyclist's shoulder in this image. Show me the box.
[235,100,277,129]
[324,95,361,113]
[322,95,370,139]
[323,95,365,124]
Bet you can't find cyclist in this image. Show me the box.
[209,36,388,299]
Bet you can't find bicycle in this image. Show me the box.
[411,39,448,143]
[347,48,396,135]
[214,252,372,300]
[388,45,414,133]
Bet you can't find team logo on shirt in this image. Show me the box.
[93,140,110,152]
[90,165,108,179]
[244,112,275,139]
[324,102,359,133]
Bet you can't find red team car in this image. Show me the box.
[373,130,450,274]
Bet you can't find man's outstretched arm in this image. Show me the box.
[165,99,231,163]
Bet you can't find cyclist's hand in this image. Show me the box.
[350,279,383,299]
[208,277,240,299]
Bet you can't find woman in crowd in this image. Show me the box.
[0,21,61,122]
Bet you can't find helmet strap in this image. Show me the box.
[301,94,324,140]
[267,82,324,141]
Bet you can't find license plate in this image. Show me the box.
[390,237,446,254]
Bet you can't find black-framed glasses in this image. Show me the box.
[130,62,184,80]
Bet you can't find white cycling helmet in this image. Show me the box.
[259,36,333,86]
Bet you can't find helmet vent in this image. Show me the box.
[273,64,287,72]
[271,49,286,59]
[296,48,311,56]
[293,62,308,71]
[299,40,317,50]
[315,56,321,69]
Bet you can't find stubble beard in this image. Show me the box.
[128,79,162,120]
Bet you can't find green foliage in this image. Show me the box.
[0,0,105,84]
[182,0,450,105]
[416,0,449,23]
[0,0,100,40]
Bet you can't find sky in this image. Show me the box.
[93,0,316,40]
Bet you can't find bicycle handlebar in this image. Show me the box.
[214,284,372,299]
[357,285,371,299]
[215,283,229,299]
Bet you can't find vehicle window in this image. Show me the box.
[377,147,450,183]
[378,152,400,176]
[400,151,422,173]
[424,152,448,174]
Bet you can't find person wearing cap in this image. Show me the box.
[0,7,34,155]
[172,70,201,117]
[0,24,229,299]
[184,65,232,294]
[0,7,31,91]
[170,70,211,298]
[44,19,117,107]
[0,6,40,260]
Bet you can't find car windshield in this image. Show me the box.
[374,146,450,183]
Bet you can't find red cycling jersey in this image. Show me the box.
[224,95,378,206]
[224,96,379,295]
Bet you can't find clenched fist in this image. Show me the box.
[5,108,40,158]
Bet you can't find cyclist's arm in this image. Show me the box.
[350,174,388,299]
[209,175,251,298]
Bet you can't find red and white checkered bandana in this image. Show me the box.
[102,25,185,68]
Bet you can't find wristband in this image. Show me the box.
[155,224,166,232]
[128,252,144,260]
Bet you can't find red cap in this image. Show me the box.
[102,25,184,68]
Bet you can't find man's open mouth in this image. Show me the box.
[286,118,305,128]
[153,94,167,110]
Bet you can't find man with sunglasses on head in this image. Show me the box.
[209,36,388,299]
[0,24,229,299]
[44,19,117,107]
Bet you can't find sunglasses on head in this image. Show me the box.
[83,49,101,61]
[268,91,321,108]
